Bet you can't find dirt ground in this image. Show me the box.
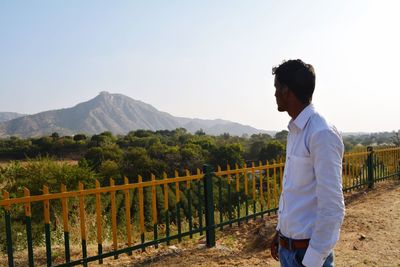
[3,179,400,266]
[97,179,400,267]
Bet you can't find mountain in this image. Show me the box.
[0,92,268,138]
[0,112,26,123]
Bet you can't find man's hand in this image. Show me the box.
[270,231,279,261]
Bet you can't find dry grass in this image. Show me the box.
[0,160,78,168]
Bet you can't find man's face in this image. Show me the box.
[274,76,288,112]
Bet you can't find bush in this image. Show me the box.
[0,157,98,251]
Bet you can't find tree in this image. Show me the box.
[74,134,87,142]
[98,160,121,180]
[250,133,272,142]
[195,129,206,136]
[274,130,288,143]
[121,147,166,181]
[85,144,123,169]
[162,146,182,173]
[133,129,154,138]
[51,132,59,139]
[220,133,231,140]
[210,143,244,168]
[180,143,206,171]
[248,140,267,161]
[189,135,216,151]
[33,136,53,152]
[259,140,285,162]
[90,132,116,147]
[392,130,400,146]
[361,136,374,147]
[343,140,355,152]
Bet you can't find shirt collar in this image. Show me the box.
[287,104,315,132]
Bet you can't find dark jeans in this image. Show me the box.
[279,246,334,267]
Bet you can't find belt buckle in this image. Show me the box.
[288,238,293,250]
[279,232,294,251]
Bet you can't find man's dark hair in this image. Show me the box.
[272,59,315,104]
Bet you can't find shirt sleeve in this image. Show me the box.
[302,129,345,267]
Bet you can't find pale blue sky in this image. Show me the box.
[0,1,399,132]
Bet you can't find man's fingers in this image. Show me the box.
[270,241,279,261]
[271,247,279,261]
[271,251,279,261]
[269,232,279,261]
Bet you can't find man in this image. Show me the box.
[270,59,345,267]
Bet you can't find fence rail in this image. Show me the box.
[1,146,400,267]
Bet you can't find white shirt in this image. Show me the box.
[277,104,345,267]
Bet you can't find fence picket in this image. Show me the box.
[110,178,118,259]
[3,191,14,267]
[78,182,88,267]
[138,175,145,251]
[151,174,158,248]
[23,188,34,267]
[43,186,52,267]
[163,172,170,245]
[124,177,132,255]
[95,180,103,264]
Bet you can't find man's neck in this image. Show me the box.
[288,103,309,120]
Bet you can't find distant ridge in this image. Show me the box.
[0,92,269,138]
[0,112,26,123]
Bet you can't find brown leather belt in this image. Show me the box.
[279,234,309,250]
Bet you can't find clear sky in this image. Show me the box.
[0,1,399,133]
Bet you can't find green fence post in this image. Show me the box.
[197,180,203,236]
[218,176,223,230]
[397,150,400,178]
[188,187,193,238]
[367,146,374,189]
[397,158,400,179]
[203,164,216,248]
[4,209,14,267]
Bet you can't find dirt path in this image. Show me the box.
[96,179,400,267]
[335,180,400,266]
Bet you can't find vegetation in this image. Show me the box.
[0,129,398,187]
[1,128,398,194]
[342,131,400,151]
[0,129,288,182]
[0,129,287,251]
[0,128,398,251]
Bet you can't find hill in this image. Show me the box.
[0,112,26,123]
[0,92,269,138]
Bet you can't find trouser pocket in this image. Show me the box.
[294,249,306,267]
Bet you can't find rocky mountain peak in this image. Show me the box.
[0,93,267,138]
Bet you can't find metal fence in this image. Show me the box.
[1,146,399,267]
